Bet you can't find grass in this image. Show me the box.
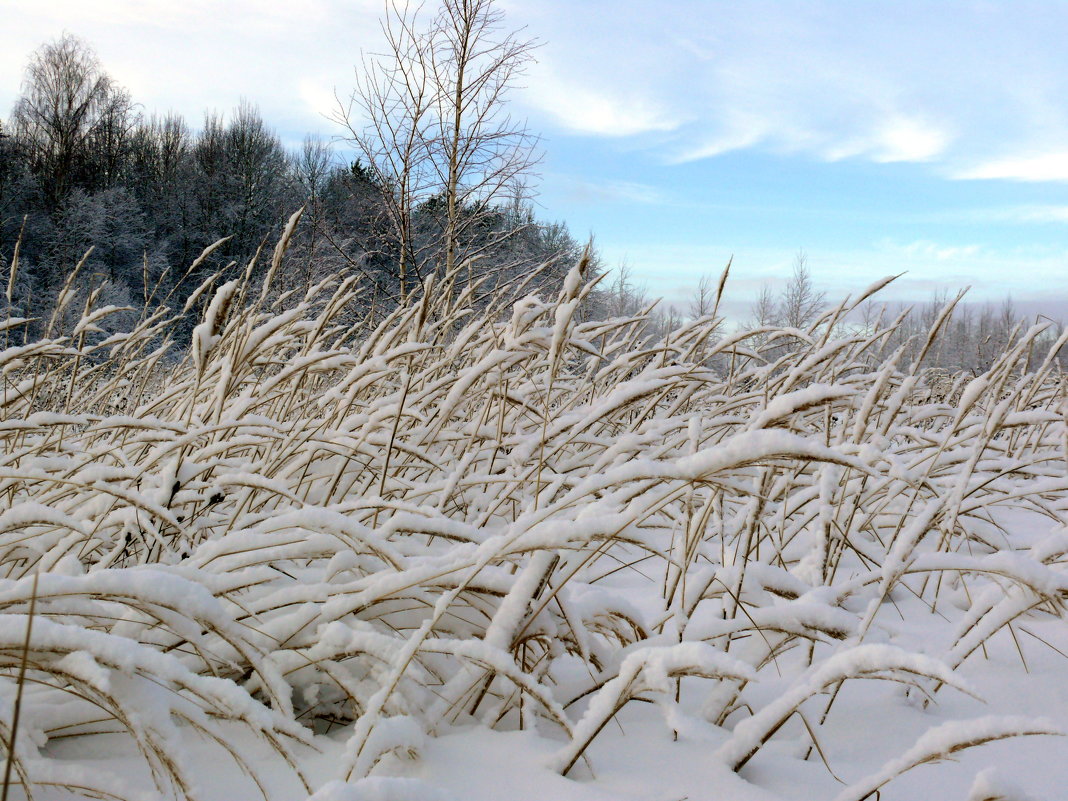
[0,226,1064,799]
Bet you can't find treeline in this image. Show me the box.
[865,294,1067,375]
[744,255,1068,376]
[0,34,591,340]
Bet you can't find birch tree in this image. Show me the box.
[338,0,539,299]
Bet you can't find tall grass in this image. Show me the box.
[0,225,1064,799]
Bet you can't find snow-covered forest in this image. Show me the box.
[1,1,1067,800]
[0,28,589,343]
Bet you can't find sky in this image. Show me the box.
[2,0,1068,317]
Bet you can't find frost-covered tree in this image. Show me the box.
[746,252,826,332]
[1,26,586,333]
[778,251,826,329]
[11,34,137,207]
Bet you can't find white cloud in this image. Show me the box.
[298,78,344,123]
[0,0,382,141]
[1011,205,1068,223]
[870,117,952,163]
[954,151,1068,182]
[957,205,1068,224]
[523,66,680,138]
[669,111,771,163]
[818,116,951,164]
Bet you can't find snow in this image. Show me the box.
[832,716,1065,801]
[307,777,457,801]
[3,265,1068,801]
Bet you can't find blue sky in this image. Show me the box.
[3,0,1067,315]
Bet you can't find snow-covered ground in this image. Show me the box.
[37,545,1068,801]
[40,515,1068,801]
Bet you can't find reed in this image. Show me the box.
[0,222,1063,798]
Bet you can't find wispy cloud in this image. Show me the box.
[841,116,951,164]
[554,175,668,206]
[8,0,1068,183]
[508,1,1068,180]
[881,239,983,262]
[928,205,1068,225]
[523,66,681,138]
[1007,205,1068,223]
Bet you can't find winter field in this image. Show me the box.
[0,227,1067,801]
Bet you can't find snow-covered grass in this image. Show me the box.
[1,232,1066,800]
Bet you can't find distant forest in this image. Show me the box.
[0,34,592,341]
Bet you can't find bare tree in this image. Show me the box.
[427,0,539,284]
[689,273,717,319]
[749,283,777,328]
[779,250,825,329]
[603,261,649,318]
[337,2,436,300]
[224,101,289,256]
[293,135,335,200]
[337,0,539,299]
[0,119,21,223]
[290,135,336,287]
